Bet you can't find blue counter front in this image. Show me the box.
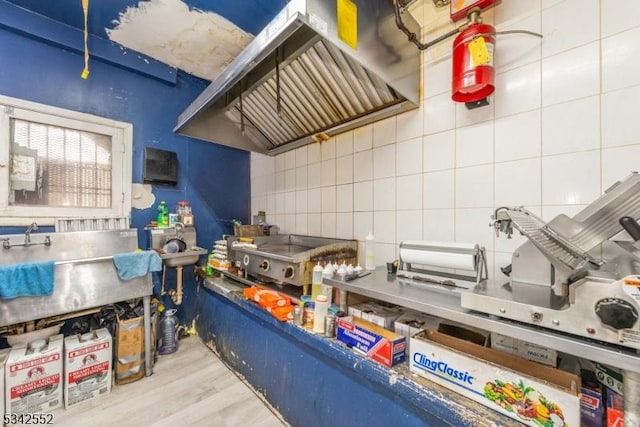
[197,276,511,426]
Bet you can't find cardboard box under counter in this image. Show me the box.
[410,330,580,427]
[64,328,112,408]
[336,316,406,368]
[5,334,63,414]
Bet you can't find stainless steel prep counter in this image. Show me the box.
[325,267,640,372]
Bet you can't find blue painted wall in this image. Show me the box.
[0,12,250,324]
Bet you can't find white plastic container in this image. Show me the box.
[313,295,329,334]
[365,232,376,270]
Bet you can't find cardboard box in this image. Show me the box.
[64,329,113,408]
[410,330,580,427]
[491,332,557,367]
[115,316,145,385]
[393,311,442,355]
[348,302,405,330]
[5,334,64,414]
[581,385,605,427]
[0,348,10,418]
[336,316,406,368]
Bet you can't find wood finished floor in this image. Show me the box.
[51,336,287,427]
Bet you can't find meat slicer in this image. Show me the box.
[461,172,640,350]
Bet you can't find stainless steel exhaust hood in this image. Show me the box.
[174,0,420,155]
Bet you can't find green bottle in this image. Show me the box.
[157,201,169,227]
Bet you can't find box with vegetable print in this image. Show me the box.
[410,330,580,427]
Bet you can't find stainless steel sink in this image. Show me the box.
[146,225,206,268]
[160,246,207,267]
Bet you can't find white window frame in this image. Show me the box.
[0,94,132,226]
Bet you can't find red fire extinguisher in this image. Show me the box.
[451,22,496,104]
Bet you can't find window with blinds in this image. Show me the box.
[10,119,112,208]
[0,95,132,226]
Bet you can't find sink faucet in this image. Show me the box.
[25,222,38,245]
[174,222,185,239]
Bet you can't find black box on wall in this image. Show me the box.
[143,147,177,185]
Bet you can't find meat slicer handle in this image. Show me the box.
[620,216,640,241]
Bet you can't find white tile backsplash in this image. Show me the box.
[602,0,640,38]
[353,180,373,212]
[396,109,424,143]
[424,92,455,135]
[353,211,373,242]
[321,186,336,213]
[495,14,541,74]
[336,155,353,185]
[374,211,396,244]
[542,150,600,205]
[494,158,541,207]
[456,165,494,208]
[250,5,639,284]
[495,0,540,31]
[424,170,455,209]
[494,110,541,162]
[373,116,396,148]
[322,213,337,238]
[602,27,640,93]
[541,0,599,58]
[336,212,353,240]
[321,159,336,186]
[295,146,308,167]
[307,188,322,213]
[353,150,373,182]
[285,191,296,214]
[495,62,541,118]
[336,184,353,213]
[307,143,321,164]
[542,42,600,106]
[321,138,336,160]
[455,208,495,250]
[456,121,494,168]
[373,178,396,211]
[353,124,373,152]
[285,169,295,192]
[295,190,307,214]
[423,57,451,99]
[602,145,640,189]
[396,137,423,176]
[602,85,640,148]
[373,145,396,179]
[307,163,321,189]
[295,166,308,191]
[542,95,600,155]
[295,214,308,235]
[397,174,423,210]
[423,130,455,172]
[397,210,423,243]
[423,209,455,242]
[307,213,322,236]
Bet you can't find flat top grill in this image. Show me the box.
[256,244,311,259]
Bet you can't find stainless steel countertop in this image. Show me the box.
[324,267,640,373]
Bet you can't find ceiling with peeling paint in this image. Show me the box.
[5,0,287,81]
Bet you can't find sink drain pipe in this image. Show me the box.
[168,266,184,305]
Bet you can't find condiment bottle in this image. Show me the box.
[313,295,329,334]
[311,262,323,300]
[365,232,376,270]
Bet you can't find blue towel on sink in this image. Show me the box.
[113,250,163,281]
[0,261,55,299]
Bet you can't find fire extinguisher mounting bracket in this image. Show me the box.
[465,98,489,110]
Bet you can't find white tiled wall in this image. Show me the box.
[251,0,640,277]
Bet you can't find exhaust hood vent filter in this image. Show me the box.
[175,0,420,155]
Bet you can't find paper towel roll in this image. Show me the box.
[399,247,477,272]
